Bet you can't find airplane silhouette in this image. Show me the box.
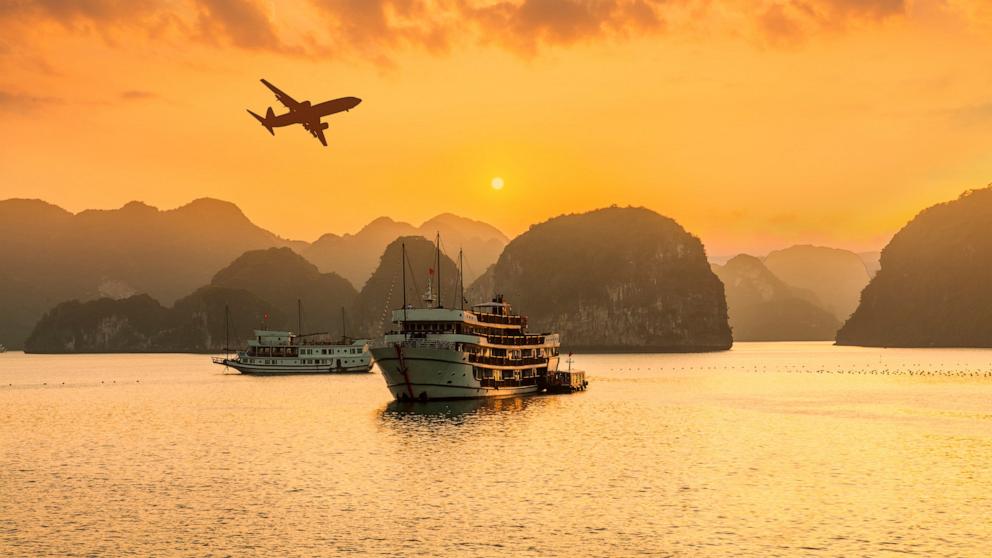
[247,79,361,147]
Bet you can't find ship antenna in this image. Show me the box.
[459,248,464,310]
[224,304,230,357]
[341,306,347,340]
[401,242,408,321]
[297,298,303,336]
[435,231,441,309]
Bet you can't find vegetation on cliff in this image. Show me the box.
[837,187,992,347]
[23,247,354,353]
[473,206,732,351]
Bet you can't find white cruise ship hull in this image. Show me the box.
[217,359,372,375]
[371,345,542,401]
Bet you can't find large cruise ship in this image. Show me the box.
[370,242,566,401]
[213,330,373,375]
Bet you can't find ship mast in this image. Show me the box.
[459,248,464,310]
[401,242,408,321]
[224,304,230,357]
[435,232,441,309]
[297,298,303,335]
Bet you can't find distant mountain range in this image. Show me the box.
[763,245,872,322]
[8,196,909,352]
[0,198,507,349]
[712,255,841,341]
[302,214,506,288]
[838,187,992,347]
[25,239,457,353]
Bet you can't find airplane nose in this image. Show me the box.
[351,97,362,107]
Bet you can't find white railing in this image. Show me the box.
[373,338,459,351]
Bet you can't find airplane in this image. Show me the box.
[247,79,361,147]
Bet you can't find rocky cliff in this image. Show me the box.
[24,288,282,353]
[714,255,840,341]
[837,187,992,347]
[474,207,732,351]
[22,246,353,353]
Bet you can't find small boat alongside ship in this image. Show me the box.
[213,330,373,374]
[370,239,587,401]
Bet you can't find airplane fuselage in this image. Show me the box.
[248,79,360,146]
[268,97,361,128]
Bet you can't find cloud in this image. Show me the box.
[757,0,907,44]
[120,90,156,100]
[0,0,288,51]
[0,0,918,66]
[944,100,992,126]
[466,0,667,53]
[194,0,286,51]
[0,89,64,113]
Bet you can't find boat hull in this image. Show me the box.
[216,359,372,375]
[371,345,542,401]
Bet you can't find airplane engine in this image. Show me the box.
[320,122,330,130]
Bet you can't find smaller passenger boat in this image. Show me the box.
[213,330,373,375]
[211,302,373,375]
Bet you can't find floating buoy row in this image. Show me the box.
[5,379,144,388]
[604,364,992,378]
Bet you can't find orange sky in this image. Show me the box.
[2,0,991,255]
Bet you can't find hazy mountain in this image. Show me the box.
[351,236,460,339]
[23,244,357,353]
[303,217,418,290]
[858,251,882,277]
[472,206,732,352]
[837,187,992,347]
[0,198,301,349]
[211,247,357,337]
[302,214,507,288]
[0,198,506,349]
[466,264,496,303]
[713,254,841,341]
[763,245,871,322]
[24,288,283,353]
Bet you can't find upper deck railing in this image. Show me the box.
[473,312,526,326]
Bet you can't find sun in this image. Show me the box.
[491,177,505,190]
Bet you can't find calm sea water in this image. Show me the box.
[2,342,992,557]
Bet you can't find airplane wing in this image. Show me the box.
[260,78,300,110]
[303,119,328,147]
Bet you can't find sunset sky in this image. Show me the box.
[2,0,991,255]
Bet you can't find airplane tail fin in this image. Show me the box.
[247,108,275,135]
